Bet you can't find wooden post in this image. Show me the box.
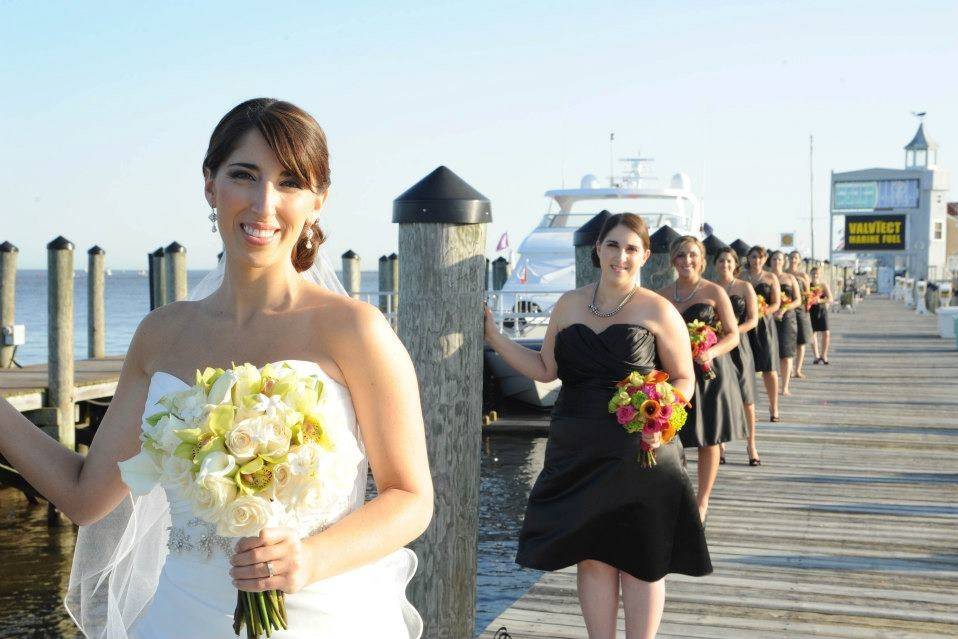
[393,165,491,638]
[702,234,729,281]
[149,247,166,309]
[0,241,17,369]
[641,225,681,291]
[388,252,399,313]
[341,250,361,298]
[87,246,106,358]
[377,255,389,312]
[48,236,75,450]
[165,242,187,302]
[491,256,511,290]
[573,211,611,288]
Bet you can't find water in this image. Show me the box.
[0,435,546,637]
[3,271,546,635]
[9,270,382,365]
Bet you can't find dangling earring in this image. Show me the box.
[208,207,218,233]
[305,226,314,250]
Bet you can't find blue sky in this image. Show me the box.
[2,0,955,269]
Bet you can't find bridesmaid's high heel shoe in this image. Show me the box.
[749,457,762,466]
[770,414,780,422]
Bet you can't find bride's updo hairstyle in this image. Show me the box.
[203,98,331,272]
[668,235,707,274]
[591,213,651,267]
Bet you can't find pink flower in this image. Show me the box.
[616,405,637,424]
[658,404,673,420]
[626,385,640,395]
[641,384,660,400]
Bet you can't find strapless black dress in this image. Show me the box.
[776,284,798,358]
[810,293,829,331]
[748,282,779,373]
[678,304,747,448]
[794,279,814,346]
[728,294,757,405]
[516,323,712,581]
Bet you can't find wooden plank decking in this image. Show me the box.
[0,356,124,412]
[480,297,958,638]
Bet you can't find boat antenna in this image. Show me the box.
[609,132,615,187]
[808,134,815,260]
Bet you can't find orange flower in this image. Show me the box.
[644,370,669,384]
[673,387,691,407]
[639,399,661,420]
[661,424,677,443]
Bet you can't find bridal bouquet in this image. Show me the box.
[687,320,718,381]
[119,362,362,638]
[607,370,689,468]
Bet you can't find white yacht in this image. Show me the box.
[486,157,703,408]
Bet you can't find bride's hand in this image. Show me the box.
[230,527,314,594]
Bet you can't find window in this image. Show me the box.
[933,221,943,240]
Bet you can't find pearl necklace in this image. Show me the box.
[672,279,701,303]
[589,284,638,318]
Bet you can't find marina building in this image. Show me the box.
[829,123,951,284]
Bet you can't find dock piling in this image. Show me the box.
[641,225,681,290]
[491,256,511,291]
[0,242,17,368]
[47,236,75,450]
[341,250,361,298]
[164,242,187,303]
[573,210,611,288]
[149,247,166,309]
[394,165,492,637]
[87,246,106,358]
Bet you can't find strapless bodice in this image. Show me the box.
[553,323,658,418]
[729,294,747,324]
[680,302,718,327]
[754,282,773,300]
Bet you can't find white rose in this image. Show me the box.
[287,444,321,477]
[270,461,311,505]
[262,421,292,458]
[145,414,187,454]
[159,454,194,489]
[189,474,237,522]
[216,495,272,537]
[196,451,237,484]
[118,448,162,497]
[225,423,259,462]
[170,387,208,423]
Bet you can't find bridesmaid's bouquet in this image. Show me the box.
[757,294,769,316]
[780,292,793,309]
[119,362,362,639]
[687,320,718,381]
[804,285,824,311]
[608,370,689,468]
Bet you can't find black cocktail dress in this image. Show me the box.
[748,282,779,373]
[810,290,830,331]
[794,278,814,346]
[728,294,757,405]
[776,283,798,358]
[516,323,712,581]
[678,304,747,448]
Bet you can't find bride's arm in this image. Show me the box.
[0,316,155,525]
[261,303,433,589]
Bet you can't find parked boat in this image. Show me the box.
[485,157,703,408]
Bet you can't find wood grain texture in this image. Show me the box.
[399,223,486,639]
[87,251,105,359]
[574,246,598,289]
[640,253,675,292]
[480,297,958,638]
[0,248,17,368]
[47,245,74,449]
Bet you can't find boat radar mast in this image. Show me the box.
[614,156,657,189]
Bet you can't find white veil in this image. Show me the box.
[65,247,347,638]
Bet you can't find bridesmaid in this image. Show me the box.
[484,213,711,639]
[768,251,801,397]
[742,246,782,421]
[787,251,814,379]
[712,247,761,466]
[808,266,833,364]
[657,236,746,521]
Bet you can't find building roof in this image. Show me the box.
[904,123,938,151]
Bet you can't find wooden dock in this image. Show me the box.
[0,357,123,412]
[480,296,958,638]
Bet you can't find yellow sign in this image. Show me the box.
[844,215,905,251]
[780,233,794,247]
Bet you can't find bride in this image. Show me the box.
[0,98,432,638]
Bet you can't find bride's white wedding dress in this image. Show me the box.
[71,360,422,638]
